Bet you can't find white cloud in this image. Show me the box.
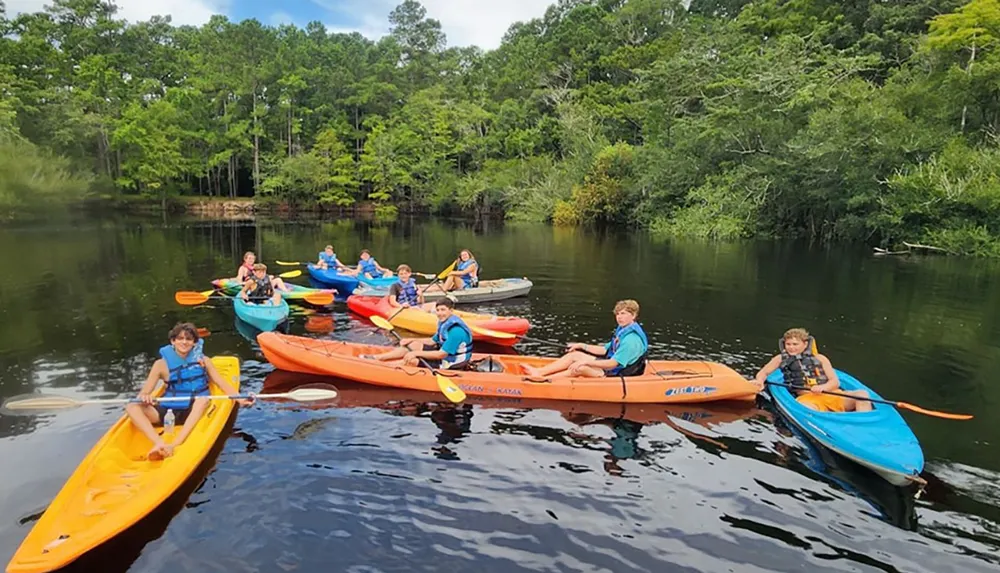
[315,0,551,50]
[269,10,296,26]
[5,0,228,27]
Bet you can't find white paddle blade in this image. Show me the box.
[1,394,84,413]
[284,388,340,402]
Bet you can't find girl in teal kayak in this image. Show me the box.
[523,299,649,379]
[315,245,350,272]
[441,249,479,291]
[126,322,252,461]
[240,263,290,305]
[346,249,393,279]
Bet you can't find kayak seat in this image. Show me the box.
[472,356,505,373]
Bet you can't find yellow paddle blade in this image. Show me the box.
[370,315,394,331]
[437,259,458,279]
[278,269,303,279]
[303,291,335,306]
[468,324,517,339]
[895,401,973,420]
[275,260,303,266]
[200,288,217,297]
[436,374,466,403]
[175,291,212,305]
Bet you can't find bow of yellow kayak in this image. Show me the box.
[6,356,241,573]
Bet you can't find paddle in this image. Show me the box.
[277,259,435,279]
[422,259,458,296]
[174,290,334,306]
[368,315,467,404]
[1,385,340,414]
[764,381,973,420]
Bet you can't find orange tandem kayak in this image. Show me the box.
[256,332,762,404]
[346,294,530,346]
[6,357,241,573]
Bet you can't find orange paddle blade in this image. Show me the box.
[895,402,973,420]
[175,291,212,305]
[303,291,335,306]
[196,327,212,337]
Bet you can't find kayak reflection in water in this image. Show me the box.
[240,263,289,305]
[125,323,253,461]
[753,328,872,412]
[365,298,474,369]
[522,299,649,379]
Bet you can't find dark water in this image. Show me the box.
[1,216,999,572]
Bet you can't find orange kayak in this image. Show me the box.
[6,357,241,573]
[256,332,762,404]
[346,295,530,346]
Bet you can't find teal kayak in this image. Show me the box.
[212,278,336,300]
[766,368,925,487]
[233,296,289,332]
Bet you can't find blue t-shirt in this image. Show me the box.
[434,323,473,356]
[604,333,645,368]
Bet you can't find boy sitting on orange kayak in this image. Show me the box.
[240,263,289,305]
[315,244,350,272]
[365,298,473,370]
[126,323,252,460]
[345,249,394,278]
[387,264,435,312]
[523,299,649,379]
[753,328,872,412]
[235,251,256,282]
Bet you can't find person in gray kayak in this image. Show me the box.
[753,328,871,412]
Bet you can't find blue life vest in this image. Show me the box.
[436,315,473,368]
[159,340,210,400]
[395,278,420,306]
[359,257,379,276]
[457,258,479,288]
[319,251,338,266]
[608,322,649,377]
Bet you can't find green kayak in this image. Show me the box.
[211,278,336,300]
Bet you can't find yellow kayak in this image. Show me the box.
[6,356,241,573]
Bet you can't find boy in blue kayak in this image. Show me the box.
[315,245,350,272]
[126,323,252,461]
[346,249,394,279]
[240,263,289,305]
[753,328,871,412]
[523,299,649,379]
[366,298,473,370]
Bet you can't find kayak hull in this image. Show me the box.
[233,296,289,332]
[212,278,335,300]
[766,369,925,487]
[256,332,763,404]
[6,357,241,573]
[346,295,530,346]
[307,264,359,295]
[355,278,533,304]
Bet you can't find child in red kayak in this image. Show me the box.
[753,328,872,412]
[126,323,253,461]
[523,299,649,379]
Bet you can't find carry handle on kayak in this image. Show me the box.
[764,381,973,420]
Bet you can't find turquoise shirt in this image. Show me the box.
[604,333,646,368]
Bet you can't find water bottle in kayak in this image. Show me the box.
[163,409,175,432]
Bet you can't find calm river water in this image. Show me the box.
[0,215,998,572]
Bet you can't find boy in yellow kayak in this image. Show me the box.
[240,263,289,305]
[315,244,350,272]
[753,328,872,412]
[126,323,252,460]
[386,264,435,312]
[366,298,473,369]
[523,299,649,379]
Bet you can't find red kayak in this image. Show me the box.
[346,295,530,346]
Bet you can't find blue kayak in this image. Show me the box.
[307,264,360,295]
[233,296,289,332]
[766,368,924,487]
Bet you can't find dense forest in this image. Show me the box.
[2,0,1000,253]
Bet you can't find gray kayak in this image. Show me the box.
[354,277,533,304]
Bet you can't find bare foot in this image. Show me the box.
[522,365,539,376]
[147,442,173,461]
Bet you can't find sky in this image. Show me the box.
[4,0,553,50]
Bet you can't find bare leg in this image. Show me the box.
[370,341,423,361]
[172,397,211,448]
[126,403,169,459]
[441,276,458,291]
[847,390,873,412]
[271,292,281,305]
[548,364,606,380]
[524,351,596,377]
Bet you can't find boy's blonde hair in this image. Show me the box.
[396,264,412,273]
[614,299,640,316]
[783,328,810,342]
[253,263,267,272]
